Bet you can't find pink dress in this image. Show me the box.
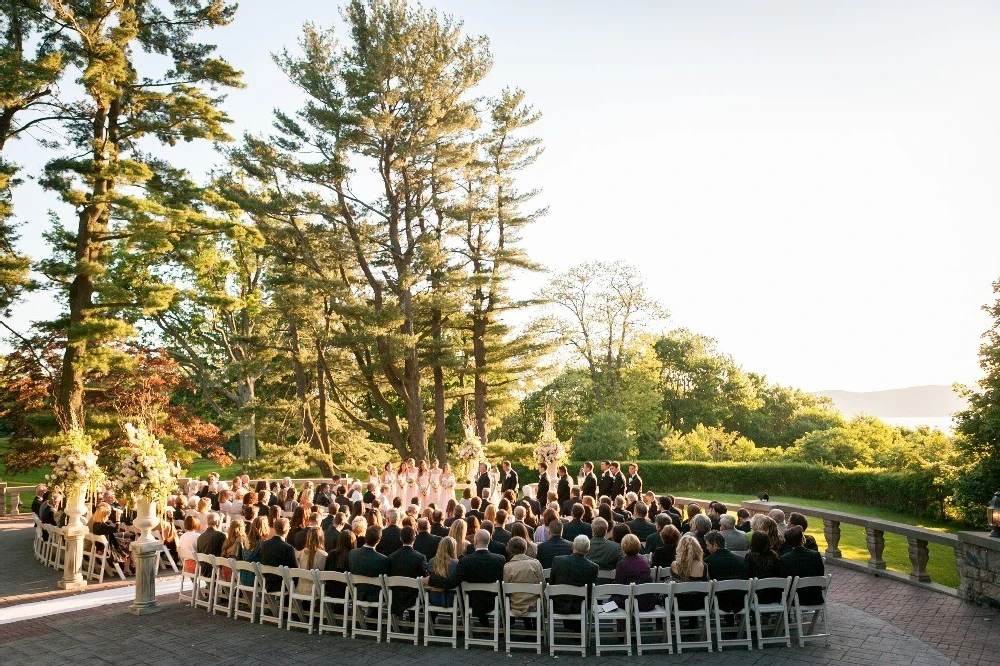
[382,472,396,503]
[440,473,456,507]
[417,472,430,508]
[429,468,443,507]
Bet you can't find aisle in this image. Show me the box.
[0,578,181,625]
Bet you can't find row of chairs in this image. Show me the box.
[181,554,831,656]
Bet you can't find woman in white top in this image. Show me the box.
[177,514,202,571]
[428,459,443,508]
[382,462,396,504]
[439,462,456,508]
[396,461,409,507]
[416,460,430,509]
[368,466,380,490]
[295,527,327,595]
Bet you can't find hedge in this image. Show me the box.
[510,460,948,520]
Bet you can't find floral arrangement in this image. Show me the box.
[45,428,105,496]
[456,420,485,462]
[115,422,176,507]
[534,407,567,466]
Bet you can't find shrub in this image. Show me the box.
[660,424,757,462]
[572,410,637,462]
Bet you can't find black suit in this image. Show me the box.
[644,531,663,555]
[537,474,550,501]
[475,473,491,500]
[258,536,297,592]
[626,518,656,542]
[376,524,403,556]
[610,471,626,499]
[562,519,592,541]
[492,525,511,545]
[31,496,43,516]
[413,532,441,561]
[705,548,748,612]
[556,475,570,508]
[348,546,390,601]
[388,545,427,615]
[560,498,581,517]
[501,469,518,494]
[779,547,826,606]
[550,553,598,616]
[580,472,598,499]
[537,536,573,569]
[598,470,614,498]
[196,528,226,576]
[323,526,342,552]
[447,548,505,623]
[627,474,642,495]
[430,523,449,538]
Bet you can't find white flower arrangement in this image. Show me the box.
[407,476,416,488]
[456,420,485,462]
[45,429,105,496]
[115,422,176,507]
[534,408,567,466]
[442,476,454,489]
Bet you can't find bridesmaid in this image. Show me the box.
[405,458,418,507]
[396,461,409,507]
[417,460,430,508]
[429,459,443,508]
[439,462,456,507]
[381,462,396,504]
[368,465,380,490]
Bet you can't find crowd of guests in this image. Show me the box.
[160,460,825,629]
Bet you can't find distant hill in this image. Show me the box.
[811,385,966,418]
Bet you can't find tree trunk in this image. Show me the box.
[472,313,489,446]
[289,321,324,454]
[315,339,331,459]
[430,307,448,463]
[400,288,427,460]
[237,378,256,458]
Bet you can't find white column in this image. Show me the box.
[129,540,162,615]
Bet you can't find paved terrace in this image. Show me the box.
[1,515,997,666]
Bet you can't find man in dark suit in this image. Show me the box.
[598,460,614,499]
[556,465,570,509]
[704,530,748,612]
[334,485,351,512]
[314,483,332,507]
[627,463,643,496]
[778,527,826,606]
[474,463,491,502]
[501,460,519,496]
[480,521,508,557]
[580,462,598,500]
[626,502,657,542]
[430,510,449,537]
[196,513,226,576]
[644,513,671,554]
[609,462,626,499]
[259,517,297,592]
[550,535,599,630]
[467,497,484,522]
[376,509,403,556]
[491,511,512,545]
[413,518,441,560]
[536,463,550,503]
[324,512,346,551]
[537,519,573,568]
[445,504,465,529]
[349,525,391,602]
[31,485,47,516]
[387,526,427,616]
[561,487,582,518]
[435,529,505,626]
[563,504,592,541]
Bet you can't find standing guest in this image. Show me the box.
[382,462,397,505]
[196,512,226,576]
[704,530,748,613]
[745,531,782,603]
[720,514,750,551]
[614,534,654,610]
[735,508,752,533]
[598,460,614,499]
[296,528,326,595]
[580,462,598,500]
[349,526,391,602]
[537,519,573,569]
[536,462,550,505]
[177,514,202,573]
[323,530,356,598]
[609,462,626,499]
[550,535,599,630]
[627,463,643,496]
[652,524,681,568]
[503,537,543,629]
[563,504,592,541]
[259,517,297,591]
[586,517,623,570]
[778,527,826,605]
[413,518,441,560]
[556,465,571,510]
[626,502,656,541]
[388,526,427,617]
[643,513,672,554]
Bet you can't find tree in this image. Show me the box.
[660,424,757,462]
[36,0,241,429]
[543,261,667,411]
[572,410,637,462]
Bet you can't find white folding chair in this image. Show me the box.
[597,569,617,583]
[789,574,832,647]
[422,581,461,648]
[40,524,55,567]
[283,567,318,633]
[258,564,288,627]
[316,570,351,637]
[711,579,754,650]
[211,557,236,616]
[750,576,792,648]
[632,582,673,655]
[193,553,215,610]
[349,573,385,641]
[541,568,551,582]
[545,583,589,657]
[672,580,714,653]
[89,534,126,582]
[462,581,502,651]
[179,556,198,603]
[502,581,544,654]
[383,576,423,644]
[157,544,179,573]
[592,583,632,656]
[232,560,261,622]
[32,516,44,562]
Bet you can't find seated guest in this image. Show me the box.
[377,509,403,556]
[196,512,226,576]
[448,519,472,556]
[459,488,473,513]
[745,531,782,603]
[586,517,622,570]
[445,503,465,529]
[492,510,512,544]
[324,511,346,551]
[218,489,234,514]
[735,508,752,533]
[652,524,681,568]
[323,530,356,598]
[259,517,297,591]
[720,514,749,551]
[241,503,259,530]
[550,535,599,630]
[246,515,269,553]
[503,537,543,629]
[707,501,726,530]
[349,526,391,602]
[681,503,701,533]
[563,504,592,541]
[294,512,321,550]
[178,514,202,572]
[537,519,572,569]
[508,522,537,560]
[561,487,582,518]
[778,526,825,605]
[388,526,427,617]
[31,484,47,516]
[759,515,784,554]
[769,508,788,535]
[159,518,179,564]
[533,508,557,543]
[690,514,712,552]
[480,520,508,557]
[467,497,484,521]
[670,535,709,611]
[643,513,671,554]
[626,502,656,542]
[171,495,186,522]
[283,487,299,513]
[430,510,449,537]
[610,523,631,544]
[704,530,748,612]
[425,536,460,607]
[781,513,819,553]
[437,530,506,627]
[413,518,441,560]
[613,534,655,610]
[296,527,327,594]
[221,520,247,561]
[90,503,133,575]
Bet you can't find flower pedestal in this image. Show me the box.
[58,486,88,591]
[133,498,158,544]
[129,539,162,615]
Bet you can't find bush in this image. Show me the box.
[572,410,637,461]
[660,424,757,462]
[484,439,536,469]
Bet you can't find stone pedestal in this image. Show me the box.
[59,486,88,591]
[129,540,162,615]
[956,532,1000,609]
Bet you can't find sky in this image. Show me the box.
[6,0,1000,393]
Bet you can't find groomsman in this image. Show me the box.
[627,463,643,495]
[580,462,598,499]
[501,460,519,495]
[609,461,626,499]
[598,460,614,498]
[556,465,571,509]
[537,462,550,502]
[475,462,491,500]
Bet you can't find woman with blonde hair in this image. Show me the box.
[483,503,497,525]
[222,520,248,559]
[90,503,133,574]
[448,518,470,556]
[296,528,327,594]
[758,515,783,554]
[426,536,459,606]
[158,518,179,564]
[670,534,709,612]
[247,515,269,552]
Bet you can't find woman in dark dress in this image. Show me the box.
[614,534,655,610]
[670,535,709,611]
[324,530,356,598]
[652,524,681,568]
[745,531,783,603]
[90,504,133,574]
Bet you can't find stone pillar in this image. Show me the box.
[823,519,842,558]
[129,540,162,615]
[907,537,931,583]
[59,486,88,590]
[0,482,7,517]
[865,527,886,570]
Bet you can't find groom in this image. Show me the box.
[475,462,491,501]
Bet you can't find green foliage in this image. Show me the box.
[660,424,758,462]
[572,410,637,462]
[786,415,906,469]
[484,439,536,469]
[242,442,314,479]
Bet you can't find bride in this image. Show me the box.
[487,462,502,505]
